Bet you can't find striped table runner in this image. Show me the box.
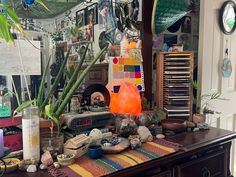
[48,139,180,177]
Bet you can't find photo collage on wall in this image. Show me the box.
[153,15,193,52]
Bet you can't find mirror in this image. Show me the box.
[219,0,236,34]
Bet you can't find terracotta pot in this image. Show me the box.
[193,114,206,124]
[40,116,64,133]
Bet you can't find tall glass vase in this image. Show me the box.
[22,106,40,161]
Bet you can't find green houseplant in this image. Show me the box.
[191,80,226,123]
[15,44,108,135]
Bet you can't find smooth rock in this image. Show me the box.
[27,165,37,173]
[53,162,60,168]
[41,151,54,166]
[156,134,165,139]
[193,127,200,132]
[39,164,47,170]
[137,126,153,142]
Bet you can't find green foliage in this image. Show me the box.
[191,80,227,114]
[0,1,48,43]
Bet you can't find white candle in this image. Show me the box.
[0,129,4,157]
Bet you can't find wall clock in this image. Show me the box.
[219,0,236,34]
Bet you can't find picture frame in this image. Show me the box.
[85,3,98,25]
[76,9,86,28]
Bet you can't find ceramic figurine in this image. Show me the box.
[137,126,153,142]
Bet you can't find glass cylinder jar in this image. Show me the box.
[0,89,11,118]
[22,106,40,161]
[40,132,64,157]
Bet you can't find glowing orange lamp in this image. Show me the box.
[109,82,142,116]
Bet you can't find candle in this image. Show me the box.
[0,129,4,157]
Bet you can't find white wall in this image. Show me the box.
[198,0,236,175]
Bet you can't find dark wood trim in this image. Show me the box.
[142,0,154,103]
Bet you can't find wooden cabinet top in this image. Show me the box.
[5,127,236,177]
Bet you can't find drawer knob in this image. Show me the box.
[201,167,211,177]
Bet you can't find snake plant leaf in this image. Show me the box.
[0,13,13,43]
[37,56,51,107]
[55,46,108,117]
[45,104,59,125]
[41,47,71,111]
[14,99,36,115]
[53,44,88,113]
[5,7,24,35]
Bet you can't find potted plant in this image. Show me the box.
[191,80,226,123]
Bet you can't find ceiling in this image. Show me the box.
[8,0,84,19]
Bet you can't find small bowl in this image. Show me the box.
[87,145,102,159]
[0,158,20,173]
[161,119,186,133]
[57,154,75,166]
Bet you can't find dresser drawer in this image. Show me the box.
[175,150,226,177]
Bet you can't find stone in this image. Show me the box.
[41,151,54,166]
[39,164,47,170]
[27,165,37,173]
[130,138,142,149]
[156,134,165,139]
[53,162,60,168]
[164,130,175,136]
[137,126,153,142]
[193,128,200,132]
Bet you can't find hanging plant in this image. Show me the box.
[0,0,48,43]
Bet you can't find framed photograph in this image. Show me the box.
[76,9,86,28]
[85,3,98,25]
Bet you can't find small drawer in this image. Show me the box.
[175,150,226,177]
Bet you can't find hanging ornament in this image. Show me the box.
[221,41,232,78]
[24,0,35,5]
[1,0,7,17]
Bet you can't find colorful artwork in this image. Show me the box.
[109,57,145,91]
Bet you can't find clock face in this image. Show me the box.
[219,1,236,34]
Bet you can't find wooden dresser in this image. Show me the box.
[5,127,236,177]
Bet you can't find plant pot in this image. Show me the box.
[193,114,206,124]
[39,116,64,134]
